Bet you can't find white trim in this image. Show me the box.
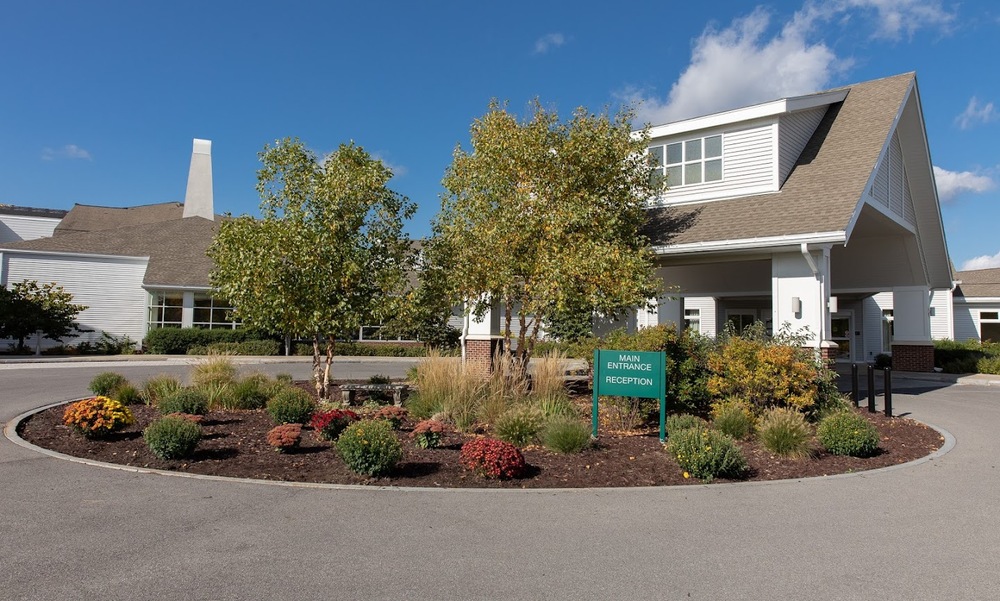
[141,284,212,292]
[861,195,917,234]
[955,297,1000,304]
[647,186,778,208]
[647,90,847,136]
[0,247,149,263]
[652,231,845,255]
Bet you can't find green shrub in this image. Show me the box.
[157,388,209,415]
[542,417,592,453]
[667,428,747,482]
[405,392,443,420]
[665,413,706,436]
[710,399,755,440]
[531,395,578,419]
[604,396,656,431]
[817,411,880,457]
[494,407,544,447]
[757,407,812,458]
[143,416,202,459]
[336,420,402,476]
[199,381,235,411]
[228,376,270,410]
[266,387,316,424]
[276,373,293,384]
[89,372,128,397]
[707,335,821,412]
[140,375,182,406]
[976,356,1000,375]
[874,353,892,369]
[145,328,265,355]
[111,383,142,405]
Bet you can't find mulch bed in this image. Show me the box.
[17,394,945,488]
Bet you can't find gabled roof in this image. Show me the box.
[644,73,915,248]
[954,268,1000,299]
[1,217,219,288]
[0,205,69,219]
[53,202,186,236]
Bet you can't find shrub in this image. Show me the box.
[710,399,755,440]
[707,335,820,412]
[336,420,402,476]
[141,374,182,406]
[310,408,359,441]
[200,381,235,411]
[111,383,142,405]
[228,375,270,410]
[143,327,266,354]
[603,396,656,431]
[666,413,707,437]
[667,428,747,482]
[410,352,483,428]
[266,424,302,452]
[63,396,134,438]
[372,405,408,429]
[143,416,202,459]
[757,407,812,458]
[276,373,293,384]
[266,388,316,424]
[874,353,892,369]
[817,411,880,457]
[531,395,578,419]
[541,417,592,454]
[410,419,447,449]
[460,438,527,479]
[157,388,209,416]
[494,407,544,447]
[977,356,1000,375]
[89,372,128,397]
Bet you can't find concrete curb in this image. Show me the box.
[4,398,956,495]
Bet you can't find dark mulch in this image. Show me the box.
[17,398,944,488]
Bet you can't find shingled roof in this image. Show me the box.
[2,217,219,288]
[0,205,69,219]
[53,202,185,236]
[644,72,915,247]
[954,268,1000,299]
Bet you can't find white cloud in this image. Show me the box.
[933,166,995,201]
[41,144,92,161]
[624,1,956,126]
[955,96,997,130]
[961,252,1000,271]
[533,33,566,55]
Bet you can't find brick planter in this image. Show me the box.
[891,343,934,372]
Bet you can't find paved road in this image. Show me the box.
[1,360,998,600]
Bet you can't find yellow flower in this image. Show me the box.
[683,471,690,479]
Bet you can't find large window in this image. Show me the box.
[684,308,700,333]
[981,311,1000,343]
[148,292,183,328]
[193,295,238,330]
[649,134,723,188]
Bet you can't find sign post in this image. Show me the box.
[592,349,667,442]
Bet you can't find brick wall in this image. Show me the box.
[465,339,499,377]
[891,343,934,372]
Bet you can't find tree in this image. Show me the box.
[434,100,661,363]
[0,280,87,352]
[208,138,415,399]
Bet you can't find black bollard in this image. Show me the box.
[851,363,860,407]
[867,363,876,413]
[883,367,892,418]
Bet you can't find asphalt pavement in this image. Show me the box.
[1,358,998,600]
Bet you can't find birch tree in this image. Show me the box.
[435,100,661,363]
[209,138,414,399]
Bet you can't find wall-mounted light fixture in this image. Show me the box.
[828,296,838,313]
[791,297,802,314]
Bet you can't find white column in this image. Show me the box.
[772,245,834,350]
[181,291,195,328]
[892,286,932,343]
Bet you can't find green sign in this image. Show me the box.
[592,349,667,442]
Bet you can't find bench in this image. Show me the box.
[339,383,409,407]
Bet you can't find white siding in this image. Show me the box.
[778,107,826,186]
[868,133,916,225]
[0,215,61,243]
[1,252,149,349]
[654,121,776,205]
[684,296,716,336]
[863,293,892,359]
[929,289,953,340]
[953,302,979,341]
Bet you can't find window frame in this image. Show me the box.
[649,133,723,189]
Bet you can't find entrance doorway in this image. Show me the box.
[831,312,853,362]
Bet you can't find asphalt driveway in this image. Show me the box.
[1,359,998,600]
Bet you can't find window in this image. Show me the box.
[192,294,238,330]
[649,134,722,188]
[684,308,700,333]
[148,292,183,328]
[981,311,1000,343]
[725,311,756,334]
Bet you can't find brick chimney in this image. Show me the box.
[183,139,214,220]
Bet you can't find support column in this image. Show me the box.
[463,301,501,377]
[772,245,835,356]
[656,297,683,330]
[181,291,195,328]
[891,286,934,371]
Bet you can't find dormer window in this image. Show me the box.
[649,134,723,188]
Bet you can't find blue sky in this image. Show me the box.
[3,1,999,271]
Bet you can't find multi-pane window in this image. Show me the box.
[148,292,183,328]
[193,295,238,329]
[649,135,723,188]
[684,308,700,333]
[981,311,1000,343]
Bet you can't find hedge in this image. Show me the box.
[144,328,271,354]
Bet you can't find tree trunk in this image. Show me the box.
[312,333,323,399]
[322,337,334,401]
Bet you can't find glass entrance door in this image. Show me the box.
[831,313,852,362]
